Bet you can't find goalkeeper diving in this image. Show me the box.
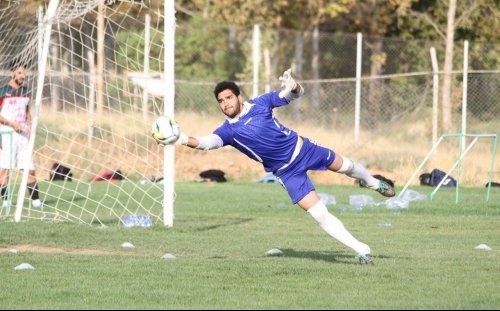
[174,68,395,265]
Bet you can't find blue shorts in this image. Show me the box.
[274,137,336,204]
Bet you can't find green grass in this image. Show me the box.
[1,182,499,309]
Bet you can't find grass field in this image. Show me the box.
[1,182,499,310]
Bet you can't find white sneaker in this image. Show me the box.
[32,199,43,209]
[2,200,9,209]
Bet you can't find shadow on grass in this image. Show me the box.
[194,217,254,232]
[273,248,392,265]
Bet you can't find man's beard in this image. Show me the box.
[14,78,24,86]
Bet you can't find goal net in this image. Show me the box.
[0,0,175,226]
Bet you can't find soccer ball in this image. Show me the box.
[151,116,180,145]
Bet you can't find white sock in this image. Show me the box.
[337,156,378,189]
[308,200,370,255]
[32,199,42,208]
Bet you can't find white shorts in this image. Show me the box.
[0,130,35,170]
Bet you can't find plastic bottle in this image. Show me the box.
[401,189,428,202]
[138,214,153,227]
[122,214,134,227]
[122,214,153,227]
[385,197,410,209]
[349,194,374,207]
[318,193,336,206]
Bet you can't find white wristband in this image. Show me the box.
[279,83,304,101]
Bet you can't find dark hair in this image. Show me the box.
[214,81,240,99]
[9,58,27,71]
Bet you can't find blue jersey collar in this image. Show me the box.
[227,101,254,124]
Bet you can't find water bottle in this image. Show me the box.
[349,194,374,207]
[138,214,153,227]
[318,193,336,206]
[136,215,144,226]
[144,215,153,227]
[385,197,409,209]
[122,214,153,227]
[401,189,427,202]
[122,214,135,228]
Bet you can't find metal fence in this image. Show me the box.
[1,9,498,185]
[170,25,499,137]
[170,25,499,185]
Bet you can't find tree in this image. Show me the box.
[406,0,498,132]
[317,1,415,123]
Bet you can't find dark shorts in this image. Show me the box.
[274,137,336,204]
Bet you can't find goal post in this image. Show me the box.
[15,0,60,223]
[399,133,498,204]
[1,0,176,226]
[163,0,176,227]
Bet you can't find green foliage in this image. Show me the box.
[403,0,499,42]
[114,15,246,81]
[115,27,163,72]
[175,17,245,80]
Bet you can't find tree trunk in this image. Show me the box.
[311,27,320,116]
[441,0,457,133]
[293,31,304,120]
[368,38,384,125]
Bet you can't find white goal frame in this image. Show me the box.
[163,0,176,227]
[399,133,498,204]
[14,0,60,223]
[1,0,177,226]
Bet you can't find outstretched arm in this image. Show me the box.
[278,68,304,101]
[176,133,224,150]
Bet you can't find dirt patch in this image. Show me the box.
[0,244,113,255]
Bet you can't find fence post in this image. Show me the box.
[252,24,260,98]
[430,47,439,146]
[142,13,150,121]
[461,40,469,152]
[354,32,362,143]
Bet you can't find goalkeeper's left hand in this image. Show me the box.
[279,68,297,94]
[278,68,303,99]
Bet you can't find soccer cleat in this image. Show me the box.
[357,253,375,266]
[360,179,395,197]
[32,199,43,209]
[2,200,9,209]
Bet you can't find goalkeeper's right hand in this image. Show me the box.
[175,133,189,146]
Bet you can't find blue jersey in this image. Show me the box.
[213,91,299,172]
